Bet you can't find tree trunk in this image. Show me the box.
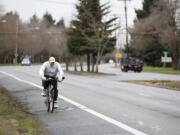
[95,64,98,73]
[74,59,77,71]
[65,58,69,71]
[32,56,35,63]
[176,57,180,70]
[87,53,90,72]
[79,56,84,72]
[91,54,96,72]
[95,53,100,73]
[172,41,180,70]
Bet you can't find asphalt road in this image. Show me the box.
[0,65,180,135]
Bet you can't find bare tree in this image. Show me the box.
[131,0,180,69]
[0,12,20,63]
[0,11,68,64]
[152,0,180,69]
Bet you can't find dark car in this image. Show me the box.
[21,57,31,66]
[121,58,143,72]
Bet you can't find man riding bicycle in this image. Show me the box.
[39,57,64,108]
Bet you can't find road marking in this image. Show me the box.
[137,121,145,126]
[0,71,147,135]
[152,125,161,131]
[59,95,147,135]
[139,93,152,98]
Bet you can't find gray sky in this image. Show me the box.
[0,0,143,27]
[0,0,143,47]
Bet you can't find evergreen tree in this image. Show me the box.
[30,14,39,25]
[56,18,65,28]
[68,0,117,72]
[43,11,55,27]
[135,0,156,20]
[29,14,40,31]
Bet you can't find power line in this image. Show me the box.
[34,0,139,8]
[34,0,75,5]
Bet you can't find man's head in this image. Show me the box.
[49,57,55,66]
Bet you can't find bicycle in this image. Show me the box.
[44,77,65,113]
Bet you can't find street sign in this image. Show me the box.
[115,52,121,59]
[161,57,172,63]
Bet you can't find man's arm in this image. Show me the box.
[56,62,64,80]
[39,62,46,80]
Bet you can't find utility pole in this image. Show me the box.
[118,0,131,59]
[124,0,129,59]
[14,19,19,64]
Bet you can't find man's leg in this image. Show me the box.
[41,80,48,96]
[53,80,58,101]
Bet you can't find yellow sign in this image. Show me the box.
[115,52,121,59]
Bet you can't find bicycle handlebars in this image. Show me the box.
[45,77,65,82]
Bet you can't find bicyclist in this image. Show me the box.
[39,56,64,108]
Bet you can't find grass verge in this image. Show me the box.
[0,64,20,66]
[126,80,180,91]
[65,70,115,76]
[143,66,180,75]
[0,87,45,135]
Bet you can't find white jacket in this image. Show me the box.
[39,61,64,79]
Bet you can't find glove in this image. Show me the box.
[41,76,46,80]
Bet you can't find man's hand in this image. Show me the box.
[57,76,65,82]
[41,76,46,80]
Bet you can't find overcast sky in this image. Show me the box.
[0,0,143,47]
[0,0,143,27]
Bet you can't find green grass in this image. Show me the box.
[0,64,20,66]
[0,88,45,135]
[143,66,180,74]
[127,80,180,91]
[65,70,115,76]
[0,63,41,66]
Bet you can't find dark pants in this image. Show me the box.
[42,76,58,101]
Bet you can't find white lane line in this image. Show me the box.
[139,93,152,98]
[59,95,147,135]
[0,71,147,135]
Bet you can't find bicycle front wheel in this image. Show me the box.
[49,89,55,113]
[47,99,50,112]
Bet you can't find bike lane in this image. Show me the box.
[0,70,145,135]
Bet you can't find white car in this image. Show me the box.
[108,59,114,64]
[21,57,31,66]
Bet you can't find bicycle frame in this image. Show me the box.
[45,78,56,113]
[44,77,65,113]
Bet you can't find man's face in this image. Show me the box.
[50,62,55,66]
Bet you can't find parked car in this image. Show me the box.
[108,59,114,64]
[21,57,31,66]
[121,58,143,72]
